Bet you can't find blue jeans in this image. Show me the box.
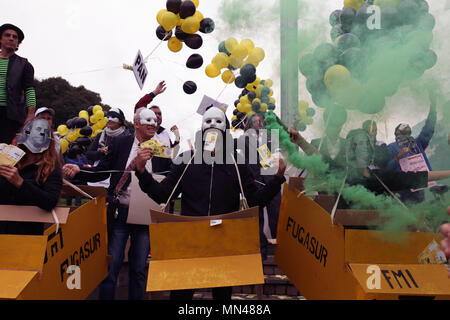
[98,206,150,300]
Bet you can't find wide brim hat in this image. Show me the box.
[0,23,25,43]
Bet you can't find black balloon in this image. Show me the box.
[329,10,341,27]
[80,126,93,137]
[75,117,88,129]
[166,0,182,14]
[314,43,340,70]
[330,24,344,42]
[234,76,247,89]
[339,8,356,32]
[87,106,94,115]
[184,34,203,49]
[76,136,92,147]
[183,81,197,94]
[186,54,203,69]
[156,25,172,41]
[175,26,188,41]
[336,33,361,52]
[247,91,257,101]
[199,18,215,34]
[179,0,196,19]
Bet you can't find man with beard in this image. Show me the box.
[135,106,286,300]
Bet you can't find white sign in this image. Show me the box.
[399,153,436,192]
[127,172,165,225]
[133,50,148,90]
[197,95,228,116]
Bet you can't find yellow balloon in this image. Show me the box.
[324,65,351,92]
[225,37,238,53]
[260,103,268,113]
[222,70,235,84]
[237,103,245,113]
[228,55,243,69]
[93,105,103,114]
[248,47,265,63]
[244,104,253,113]
[344,0,364,11]
[212,53,229,69]
[255,85,264,97]
[247,111,256,117]
[231,115,238,121]
[181,16,200,34]
[90,115,98,124]
[66,131,78,143]
[60,138,69,154]
[193,10,203,22]
[240,95,250,105]
[97,118,107,129]
[177,16,184,27]
[298,100,309,114]
[57,125,68,136]
[205,64,221,78]
[304,117,314,125]
[246,83,256,91]
[157,9,168,25]
[231,44,248,60]
[168,37,183,52]
[191,0,199,7]
[94,110,104,120]
[240,39,255,51]
[244,56,259,67]
[269,97,276,104]
[161,11,179,31]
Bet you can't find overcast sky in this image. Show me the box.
[4,0,449,148]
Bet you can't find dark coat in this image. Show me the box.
[0,163,62,235]
[4,54,35,123]
[135,150,285,217]
[75,135,172,199]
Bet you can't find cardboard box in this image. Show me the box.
[147,207,264,292]
[275,178,450,300]
[0,186,108,300]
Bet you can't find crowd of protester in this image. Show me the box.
[0,23,449,300]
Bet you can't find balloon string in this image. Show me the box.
[144,33,170,64]
[59,65,122,77]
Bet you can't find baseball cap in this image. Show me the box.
[35,107,55,117]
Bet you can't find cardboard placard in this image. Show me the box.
[275,180,450,300]
[127,172,164,225]
[0,193,108,299]
[0,206,70,224]
[147,207,264,292]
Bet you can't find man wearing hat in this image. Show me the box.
[0,23,36,144]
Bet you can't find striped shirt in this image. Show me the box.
[0,58,8,107]
[0,57,36,108]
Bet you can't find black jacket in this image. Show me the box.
[85,128,130,164]
[4,54,35,123]
[136,150,285,217]
[0,163,62,212]
[75,135,172,199]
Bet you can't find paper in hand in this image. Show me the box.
[0,144,26,166]
[141,137,174,159]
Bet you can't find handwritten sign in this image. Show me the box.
[133,50,148,90]
[399,153,436,192]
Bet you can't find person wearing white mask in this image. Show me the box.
[135,106,287,300]
[62,107,170,300]
[86,107,130,164]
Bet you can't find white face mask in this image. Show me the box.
[202,107,226,132]
[139,109,158,126]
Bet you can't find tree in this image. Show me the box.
[34,77,111,127]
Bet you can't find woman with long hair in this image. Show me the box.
[0,118,63,235]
